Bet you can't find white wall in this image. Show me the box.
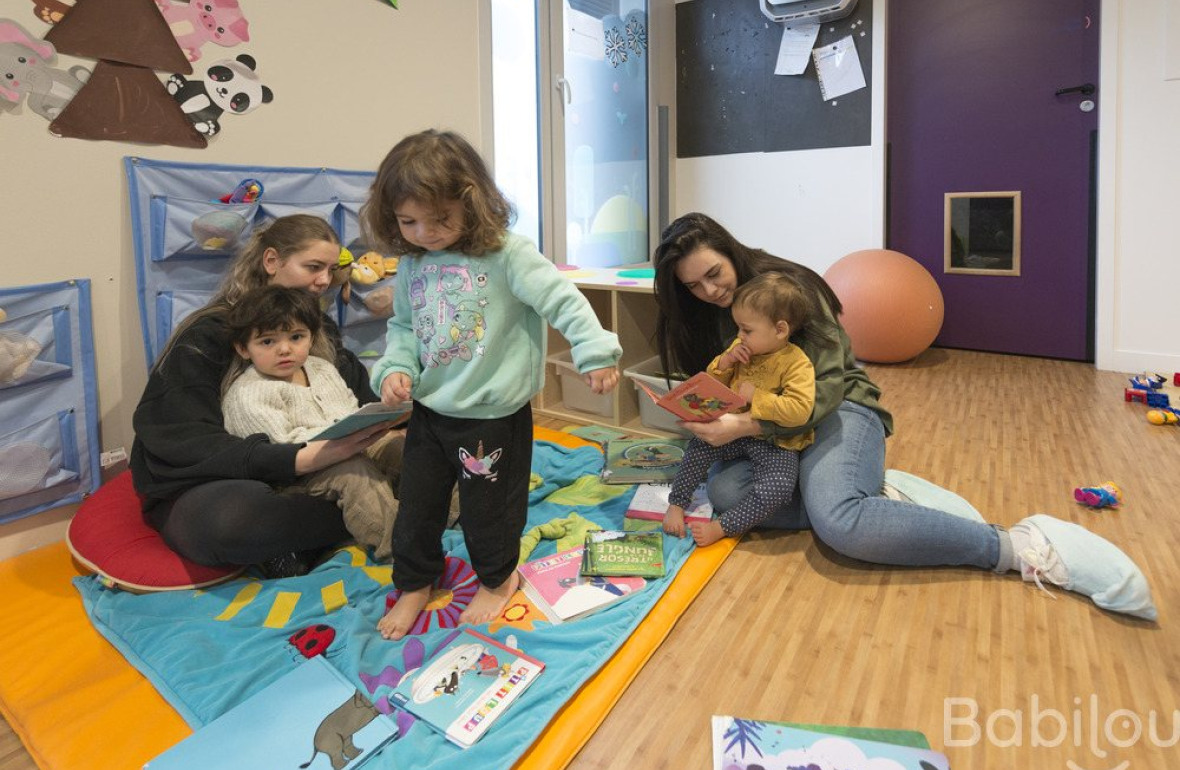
[670,0,886,276]
[0,0,486,557]
[1095,0,1180,373]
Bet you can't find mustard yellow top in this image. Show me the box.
[707,338,816,451]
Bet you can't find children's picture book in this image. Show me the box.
[580,530,666,578]
[563,423,631,446]
[625,482,715,525]
[145,656,398,769]
[389,628,545,749]
[711,715,949,770]
[518,545,647,623]
[635,371,747,422]
[600,437,689,485]
[311,401,412,440]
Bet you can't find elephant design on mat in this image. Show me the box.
[299,689,379,770]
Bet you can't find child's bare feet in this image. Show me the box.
[663,505,686,537]
[459,571,520,625]
[378,585,431,640]
[689,519,726,547]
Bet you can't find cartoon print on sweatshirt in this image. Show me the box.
[411,262,493,368]
[458,440,502,481]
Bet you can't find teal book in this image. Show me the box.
[145,656,399,769]
[711,715,948,770]
[311,401,412,440]
[600,437,689,485]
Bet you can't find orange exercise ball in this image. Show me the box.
[823,249,944,363]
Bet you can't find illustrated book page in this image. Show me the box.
[635,371,746,422]
[600,437,689,485]
[518,545,647,623]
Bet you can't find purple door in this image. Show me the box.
[887,0,1099,360]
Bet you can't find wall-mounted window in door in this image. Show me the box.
[944,191,1021,276]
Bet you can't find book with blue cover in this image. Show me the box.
[145,655,398,769]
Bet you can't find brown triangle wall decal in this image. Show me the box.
[45,0,191,74]
[49,60,207,148]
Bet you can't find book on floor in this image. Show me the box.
[389,628,544,749]
[144,655,398,769]
[311,401,412,440]
[624,483,715,525]
[711,715,948,770]
[635,371,747,422]
[517,545,647,624]
[580,530,666,579]
[600,437,689,485]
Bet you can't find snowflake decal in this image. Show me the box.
[604,26,628,67]
[625,18,647,56]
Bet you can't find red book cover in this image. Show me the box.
[635,371,746,422]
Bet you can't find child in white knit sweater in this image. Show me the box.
[221,285,404,562]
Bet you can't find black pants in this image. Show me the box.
[393,401,533,591]
[146,480,352,566]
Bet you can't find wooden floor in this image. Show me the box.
[2,349,1177,769]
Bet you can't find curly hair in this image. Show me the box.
[360,129,514,258]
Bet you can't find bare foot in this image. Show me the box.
[663,505,686,537]
[459,571,520,626]
[378,585,431,640]
[689,519,726,548]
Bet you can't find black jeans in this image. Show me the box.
[392,401,533,591]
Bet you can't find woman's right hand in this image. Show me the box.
[380,372,413,405]
[295,422,397,474]
[679,411,762,447]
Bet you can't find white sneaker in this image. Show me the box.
[1009,514,1157,620]
[880,481,912,504]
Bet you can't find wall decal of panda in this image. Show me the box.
[166,53,272,137]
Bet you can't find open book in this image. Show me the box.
[311,401,412,440]
[625,483,715,525]
[635,371,746,422]
[518,545,646,623]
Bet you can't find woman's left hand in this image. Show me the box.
[585,366,619,395]
[679,411,761,446]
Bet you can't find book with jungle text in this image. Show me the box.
[388,628,545,749]
[145,655,398,769]
[580,530,666,579]
[311,401,412,440]
[600,437,689,485]
[635,371,747,422]
[517,545,647,623]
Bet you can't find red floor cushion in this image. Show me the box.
[66,470,243,592]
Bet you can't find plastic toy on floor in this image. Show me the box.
[1128,373,1166,391]
[1074,482,1122,509]
[1147,408,1179,426]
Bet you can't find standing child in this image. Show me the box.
[222,285,405,562]
[362,129,622,640]
[664,272,820,547]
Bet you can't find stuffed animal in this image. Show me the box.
[350,251,387,285]
[0,330,41,385]
[166,53,272,136]
[1074,481,1122,510]
[155,0,250,62]
[0,17,89,120]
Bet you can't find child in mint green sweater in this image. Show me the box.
[363,130,621,640]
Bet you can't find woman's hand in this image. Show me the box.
[295,422,399,474]
[679,411,761,446]
[380,372,413,405]
[585,366,619,395]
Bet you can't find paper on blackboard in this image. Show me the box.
[813,35,866,100]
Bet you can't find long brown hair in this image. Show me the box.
[155,214,340,370]
[360,129,514,258]
[652,213,842,376]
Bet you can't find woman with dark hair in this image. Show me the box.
[651,213,1156,619]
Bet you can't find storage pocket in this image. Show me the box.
[0,305,73,390]
[338,318,389,372]
[155,290,216,353]
[254,200,341,230]
[0,410,81,520]
[149,194,259,261]
[341,279,396,325]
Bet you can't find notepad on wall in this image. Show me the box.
[813,35,867,100]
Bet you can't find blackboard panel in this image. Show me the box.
[676,0,873,157]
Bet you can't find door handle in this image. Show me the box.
[1055,83,1095,96]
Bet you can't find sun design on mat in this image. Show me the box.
[487,591,549,633]
[385,556,479,635]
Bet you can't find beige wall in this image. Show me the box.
[0,0,486,556]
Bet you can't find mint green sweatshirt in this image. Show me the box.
[370,232,621,420]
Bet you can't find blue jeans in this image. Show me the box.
[706,401,1001,568]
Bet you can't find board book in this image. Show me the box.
[581,530,665,578]
[311,401,412,440]
[711,715,948,770]
[634,371,746,422]
[144,655,397,769]
[518,545,647,623]
[625,483,715,525]
[389,629,545,749]
[600,437,689,485]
